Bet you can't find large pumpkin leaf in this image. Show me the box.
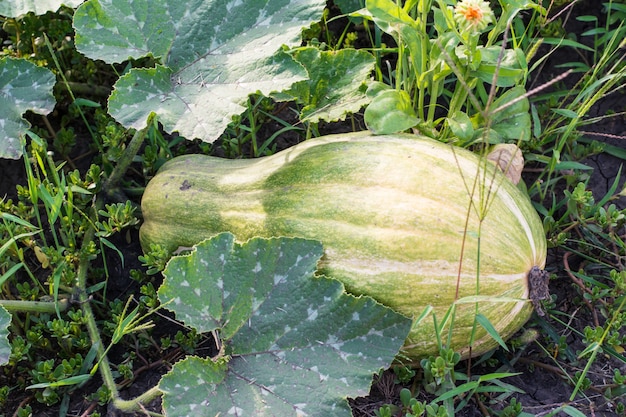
[73,0,326,143]
[0,57,56,159]
[0,0,83,16]
[287,47,375,123]
[158,233,412,417]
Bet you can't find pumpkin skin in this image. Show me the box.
[140,132,547,360]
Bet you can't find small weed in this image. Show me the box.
[219,93,304,158]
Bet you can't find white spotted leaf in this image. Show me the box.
[157,233,412,417]
[0,306,10,365]
[0,57,56,159]
[0,0,83,17]
[72,0,326,143]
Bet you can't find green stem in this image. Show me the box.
[103,113,156,199]
[0,298,69,313]
[76,224,120,401]
[113,385,163,415]
[447,72,470,118]
[416,78,425,122]
[394,28,402,90]
[426,80,439,125]
[248,97,259,157]
[419,24,428,123]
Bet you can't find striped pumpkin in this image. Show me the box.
[140,132,547,360]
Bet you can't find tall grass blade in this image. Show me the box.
[0,213,38,229]
[0,231,40,258]
[0,263,23,287]
[476,313,509,351]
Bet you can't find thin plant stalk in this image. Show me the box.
[43,34,101,152]
[104,114,157,201]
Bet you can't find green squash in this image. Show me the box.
[140,132,547,360]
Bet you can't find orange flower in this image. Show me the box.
[454,0,495,33]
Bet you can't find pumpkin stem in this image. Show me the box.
[528,266,550,316]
